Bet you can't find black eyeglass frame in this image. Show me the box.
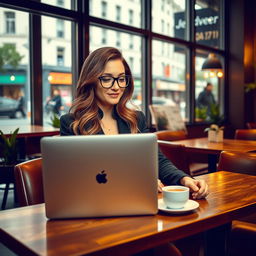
[98,75,131,89]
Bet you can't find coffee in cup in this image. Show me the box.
[162,185,189,209]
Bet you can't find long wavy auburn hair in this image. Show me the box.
[70,47,139,135]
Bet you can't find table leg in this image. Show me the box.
[203,223,232,256]
[208,154,218,172]
[17,138,26,160]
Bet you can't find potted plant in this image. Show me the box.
[195,106,207,121]
[0,128,19,165]
[48,112,60,128]
[204,124,224,142]
[207,103,224,126]
[0,128,20,209]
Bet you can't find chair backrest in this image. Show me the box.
[158,140,190,175]
[155,130,188,141]
[235,129,256,140]
[14,158,44,206]
[217,151,256,176]
[246,122,256,129]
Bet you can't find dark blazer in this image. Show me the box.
[60,110,188,185]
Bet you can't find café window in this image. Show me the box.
[0,8,29,124]
[195,50,224,123]
[5,12,15,34]
[152,40,187,121]
[42,15,73,125]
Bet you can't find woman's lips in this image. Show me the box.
[108,93,119,98]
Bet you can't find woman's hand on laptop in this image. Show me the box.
[158,179,164,193]
[180,176,209,199]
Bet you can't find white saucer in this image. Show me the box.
[158,199,199,214]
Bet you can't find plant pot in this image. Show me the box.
[208,130,223,142]
[0,164,15,183]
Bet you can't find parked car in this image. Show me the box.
[128,96,176,109]
[0,96,22,118]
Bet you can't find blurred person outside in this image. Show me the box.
[46,88,63,115]
[197,82,216,116]
[17,90,26,118]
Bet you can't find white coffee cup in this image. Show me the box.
[162,185,189,209]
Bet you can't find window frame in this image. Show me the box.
[0,0,226,126]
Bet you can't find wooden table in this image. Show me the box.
[0,171,256,256]
[171,137,256,172]
[0,125,59,138]
[0,125,59,159]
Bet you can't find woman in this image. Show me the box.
[60,46,208,256]
[60,47,208,199]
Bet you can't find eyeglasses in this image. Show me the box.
[98,75,131,89]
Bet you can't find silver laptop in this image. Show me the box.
[41,133,158,219]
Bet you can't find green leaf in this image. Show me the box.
[0,128,19,164]
[48,113,61,128]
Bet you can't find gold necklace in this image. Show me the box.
[101,121,112,131]
[100,121,117,134]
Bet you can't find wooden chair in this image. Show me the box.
[158,140,208,177]
[218,151,256,176]
[235,129,256,140]
[14,158,44,206]
[156,130,208,176]
[217,151,256,256]
[155,130,187,141]
[158,140,190,175]
[246,122,256,129]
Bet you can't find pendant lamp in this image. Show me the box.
[202,53,223,78]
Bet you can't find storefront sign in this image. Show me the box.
[0,75,26,84]
[48,72,72,85]
[174,8,220,48]
[156,80,185,91]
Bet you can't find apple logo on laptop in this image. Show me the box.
[96,170,108,184]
